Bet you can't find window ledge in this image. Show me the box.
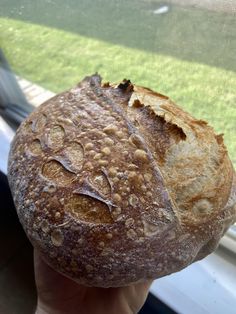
[220,225,236,254]
[150,246,236,314]
[0,116,14,175]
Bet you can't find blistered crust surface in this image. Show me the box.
[8,75,236,287]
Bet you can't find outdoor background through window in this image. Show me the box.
[0,0,235,169]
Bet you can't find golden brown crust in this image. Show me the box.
[8,74,236,287]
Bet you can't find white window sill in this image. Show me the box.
[0,116,15,175]
[150,245,236,314]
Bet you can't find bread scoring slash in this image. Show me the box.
[8,74,236,287]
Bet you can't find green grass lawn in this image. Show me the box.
[0,1,235,167]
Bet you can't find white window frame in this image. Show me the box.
[150,241,236,314]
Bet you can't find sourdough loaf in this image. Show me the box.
[8,74,236,287]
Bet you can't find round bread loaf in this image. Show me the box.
[8,74,236,287]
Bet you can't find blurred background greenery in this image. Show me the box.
[0,0,235,166]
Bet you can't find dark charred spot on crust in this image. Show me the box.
[102,82,110,88]
[117,79,134,93]
[168,123,186,141]
[132,99,143,108]
[215,134,224,145]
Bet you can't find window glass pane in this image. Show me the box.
[0,0,235,167]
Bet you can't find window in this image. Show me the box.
[1,1,235,166]
[0,1,235,313]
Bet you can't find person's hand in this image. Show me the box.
[34,250,152,314]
